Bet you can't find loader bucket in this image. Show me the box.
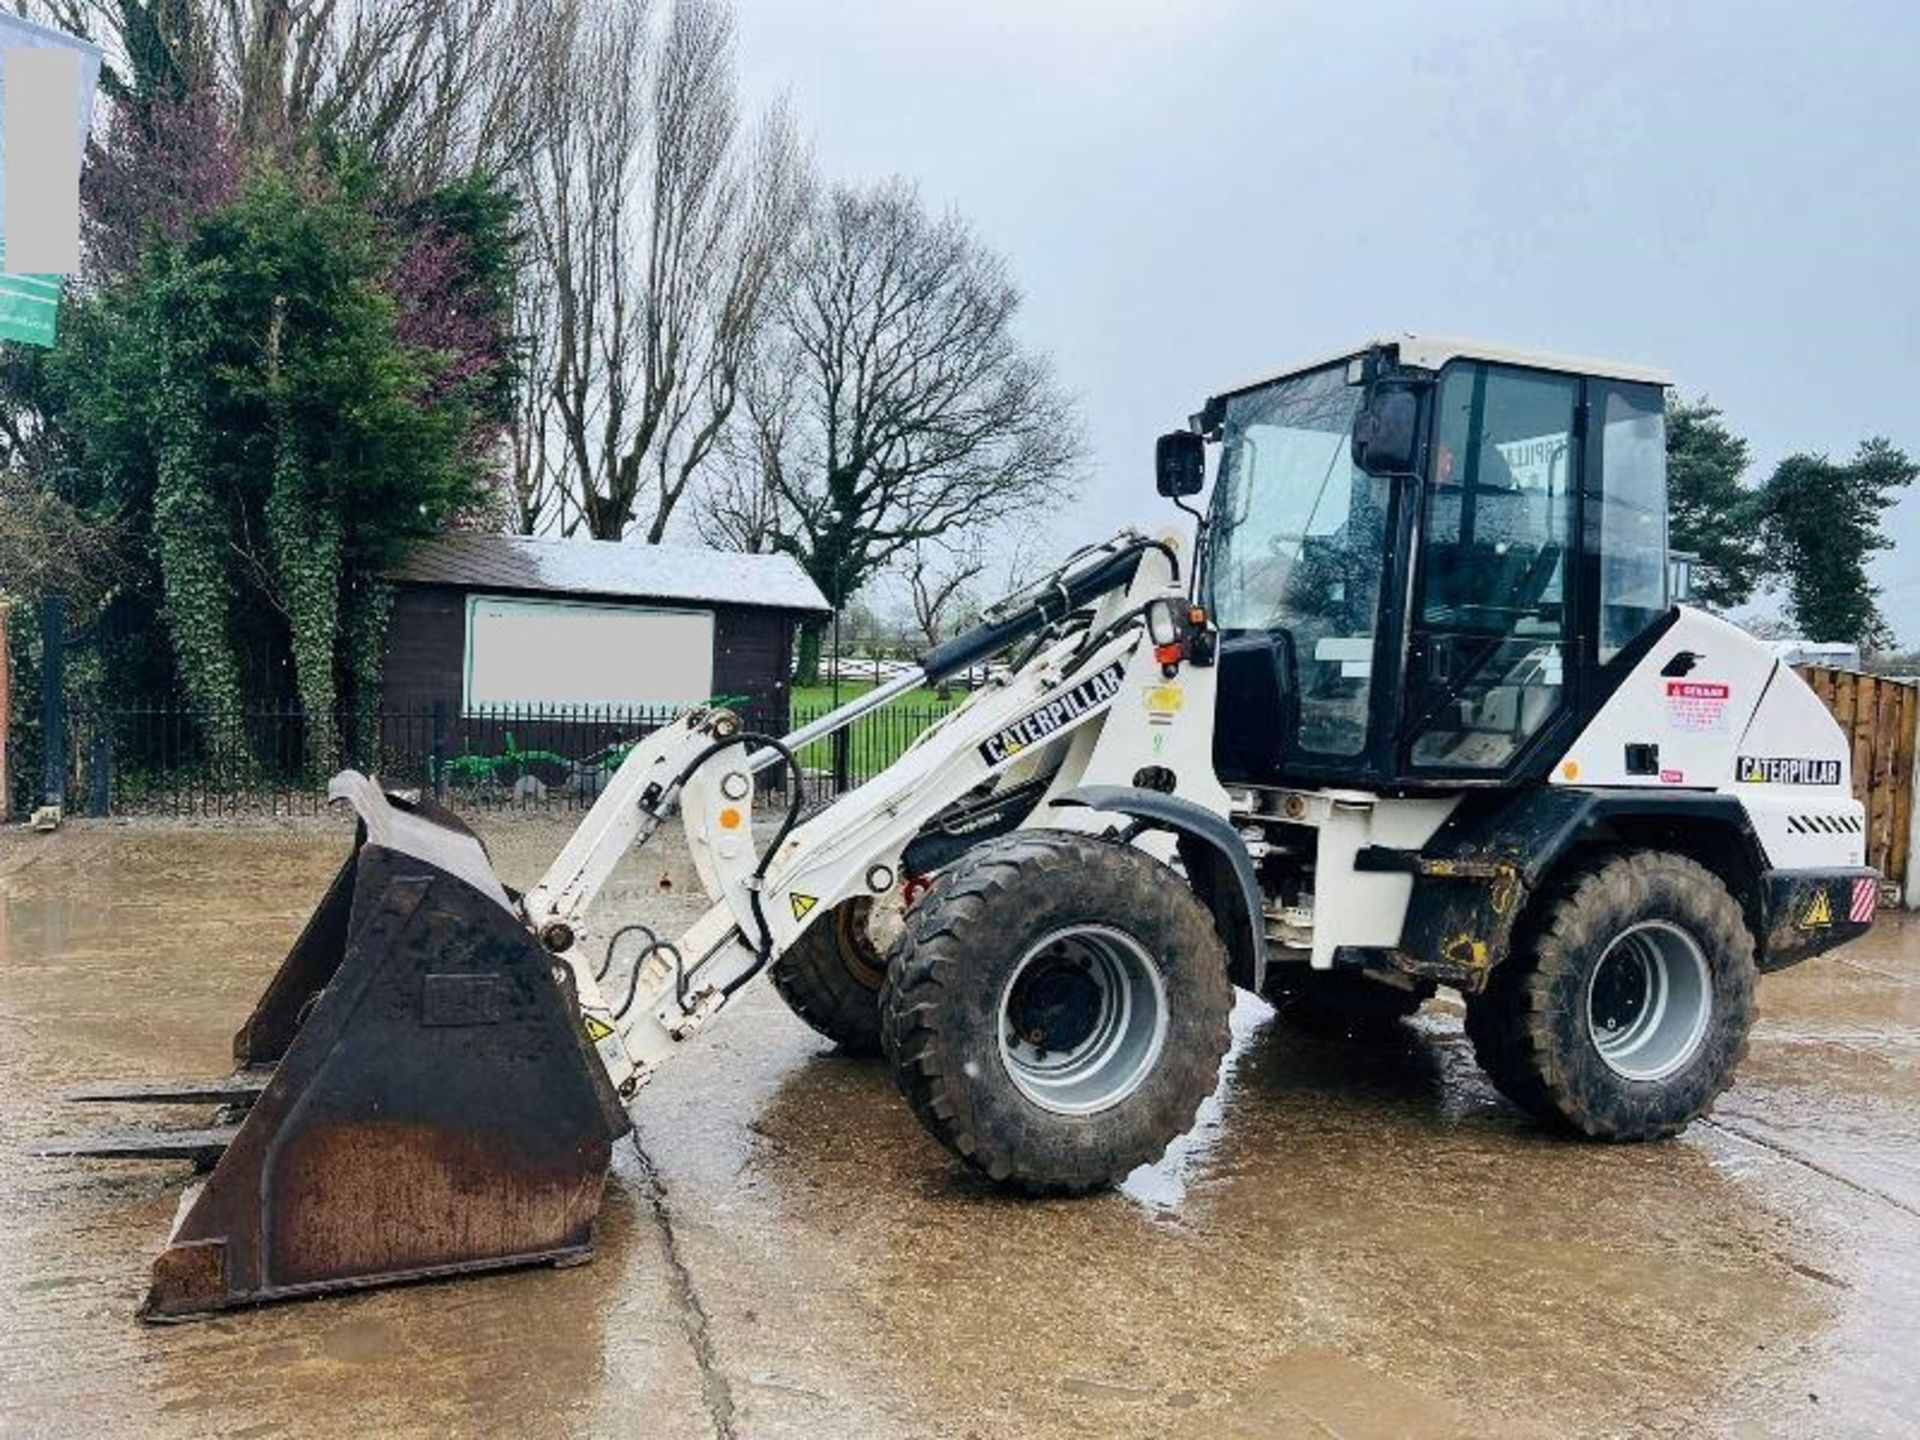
[42,773,630,1320]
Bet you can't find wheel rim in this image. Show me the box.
[997,925,1168,1116]
[1584,920,1713,1082]
[832,898,889,991]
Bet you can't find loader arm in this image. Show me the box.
[521,532,1208,1096]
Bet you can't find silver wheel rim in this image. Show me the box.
[1584,920,1713,1082]
[997,925,1168,1116]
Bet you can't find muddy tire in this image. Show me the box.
[769,897,891,1055]
[1268,970,1435,1037]
[1464,849,1756,1140]
[879,830,1234,1193]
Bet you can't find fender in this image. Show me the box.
[1054,785,1267,993]
[1358,787,1772,989]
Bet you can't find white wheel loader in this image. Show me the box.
[44,335,1880,1318]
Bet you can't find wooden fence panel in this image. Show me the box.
[1797,665,1918,899]
[1887,684,1916,893]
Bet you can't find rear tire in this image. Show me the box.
[1268,970,1435,1037]
[768,897,892,1055]
[879,830,1233,1192]
[1464,850,1756,1140]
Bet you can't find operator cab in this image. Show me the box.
[1171,335,1673,789]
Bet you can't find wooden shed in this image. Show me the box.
[382,533,828,740]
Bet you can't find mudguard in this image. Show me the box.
[1357,787,1772,990]
[1054,785,1267,993]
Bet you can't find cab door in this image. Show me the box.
[1401,362,1582,776]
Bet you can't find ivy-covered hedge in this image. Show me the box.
[40,164,512,769]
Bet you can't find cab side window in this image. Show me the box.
[1595,382,1669,661]
[1408,363,1579,770]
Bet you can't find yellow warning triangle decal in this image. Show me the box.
[790,892,818,921]
[1799,890,1832,928]
[583,1014,614,1043]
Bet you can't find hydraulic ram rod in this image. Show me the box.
[750,536,1161,774]
[753,668,927,772]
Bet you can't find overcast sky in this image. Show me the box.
[735,0,1919,645]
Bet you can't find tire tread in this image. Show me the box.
[1465,849,1756,1140]
[880,830,1233,1192]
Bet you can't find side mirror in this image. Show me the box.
[1156,430,1205,498]
[1350,388,1419,477]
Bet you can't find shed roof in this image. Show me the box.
[390,532,830,613]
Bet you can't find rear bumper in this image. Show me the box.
[1759,867,1880,972]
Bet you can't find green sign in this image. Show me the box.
[0,240,59,346]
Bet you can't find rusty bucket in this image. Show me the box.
[39,775,629,1320]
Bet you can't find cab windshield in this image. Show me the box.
[1205,362,1387,758]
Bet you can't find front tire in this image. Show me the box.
[768,897,893,1055]
[880,830,1234,1192]
[1464,850,1756,1140]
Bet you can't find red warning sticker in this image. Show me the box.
[1665,681,1730,733]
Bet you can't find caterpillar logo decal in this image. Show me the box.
[1737,755,1841,786]
[977,663,1127,765]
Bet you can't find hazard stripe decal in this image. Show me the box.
[1849,878,1877,924]
[1785,814,1862,835]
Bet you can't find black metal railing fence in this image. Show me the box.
[54,695,961,818]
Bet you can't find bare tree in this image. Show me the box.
[741,177,1082,681]
[516,0,805,541]
[904,538,986,650]
[506,257,564,535]
[696,339,797,552]
[642,99,808,542]
[42,0,551,185]
[314,0,561,188]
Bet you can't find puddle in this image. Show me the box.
[4,821,1917,1437]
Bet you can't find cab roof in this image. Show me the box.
[1217,333,1672,401]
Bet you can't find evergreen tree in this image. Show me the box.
[1665,396,1763,610]
[54,171,508,761]
[1760,439,1916,648]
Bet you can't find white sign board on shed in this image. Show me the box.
[463,596,714,714]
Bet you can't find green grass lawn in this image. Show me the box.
[786,678,967,778]
[789,679,956,711]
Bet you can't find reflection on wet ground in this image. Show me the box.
[3,820,1917,1436]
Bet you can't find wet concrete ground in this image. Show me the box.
[2,818,1917,1438]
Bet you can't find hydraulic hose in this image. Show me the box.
[660,729,806,1005]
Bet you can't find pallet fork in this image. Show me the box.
[45,783,629,1318]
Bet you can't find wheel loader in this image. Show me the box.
[41,335,1880,1318]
